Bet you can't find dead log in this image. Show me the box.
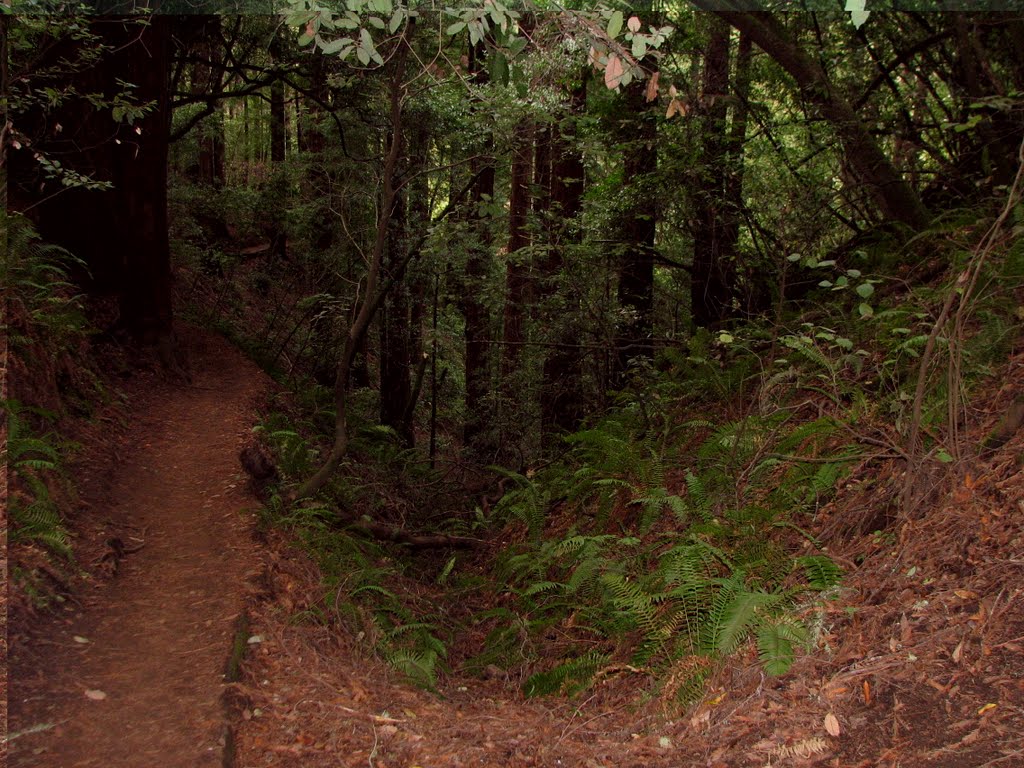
[351,522,484,550]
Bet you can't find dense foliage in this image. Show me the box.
[6,1,1023,702]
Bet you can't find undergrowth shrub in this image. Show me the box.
[487,378,852,704]
[255,407,450,690]
[5,402,74,557]
[260,491,450,690]
[4,214,92,567]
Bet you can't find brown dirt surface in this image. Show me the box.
[228,367,1024,768]
[8,326,1022,768]
[8,329,271,767]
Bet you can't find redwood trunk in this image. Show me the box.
[540,72,587,436]
[691,15,735,329]
[614,76,657,382]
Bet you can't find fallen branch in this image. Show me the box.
[351,521,484,550]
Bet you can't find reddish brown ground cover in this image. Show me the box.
[7,329,1023,767]
[8,330,270,767]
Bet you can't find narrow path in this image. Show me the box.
[9,331,269,767]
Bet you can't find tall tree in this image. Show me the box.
[10,16,177,352]
[500,120,535,392]
[295,19,416,499]
[379,122,414,447]
[690,14,735,329]
[540,71,588,437]
[689,5,931,230]
[267,29,288,262]
[613,73,658,382]
[461,40,497,451]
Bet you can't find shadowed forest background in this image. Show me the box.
[4,2,1024,765]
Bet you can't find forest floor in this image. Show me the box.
[7,328,1024,768]
[7,329,269,767]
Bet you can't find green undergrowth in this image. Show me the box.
[262,495,453,690]
[253,416,455,691]
[480,400,851,704]
[243,213,1022,708]
[4,213,93,590]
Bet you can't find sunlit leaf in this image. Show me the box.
[604,54,624,90]
[607,10,623,39]
[645,71,660,102]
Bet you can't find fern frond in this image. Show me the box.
[521,580,563,597]
[796,555,843,590]
[351,584,398,600]
[756,621,808,675]
[684,471,714,522]
[703,577,781,655]
[523,651,610,697]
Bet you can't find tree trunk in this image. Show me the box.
[295,22,415,500]
[691,15,735,330]
[540,71,588,437]
[613,75,657,382]
[379,126,414,447]
[461,41,496,451]
[17,17,175,347]
[191,17,225,189]
[500,120,534,388]
[268,33,288,262]
[691,5,930,230]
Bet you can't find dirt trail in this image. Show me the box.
[9,331,269,768]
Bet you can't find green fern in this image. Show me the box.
[630,487,688,532]
[701,575,783,655]
[523,651,610,697]
[10,496,72,557]
[756,621,809,675]
[683,471,714,522]
[797,555,843,590]
[491,469,549,538]
[383,646,445,690]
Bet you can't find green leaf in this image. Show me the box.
[512,65,528,98]
[858,303,874,318]
[607,10,623,39]
[856,282,875,298]
[631,35,646,59]
[850,9,870,28]
[713,590,778,654]
[286,10,312,26]
[490,51,510,86]
[388,8,404,33]
[936,449,954,463]
[320,36,348,54]
[757,622,807,675]
[369,0,391,13]
[356,45,371,65]
[446,21,466,36]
